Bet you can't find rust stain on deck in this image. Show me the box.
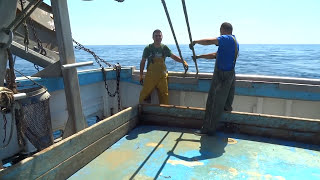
[227,138,237,144]
[146,142,163,148]
[212,165,238,176]
[104,150,135,169]
[167,159,204,167]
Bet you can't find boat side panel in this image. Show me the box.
[0,106,138,179]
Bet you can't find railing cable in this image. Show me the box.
[161,0,188,74]
[181,0,199,74]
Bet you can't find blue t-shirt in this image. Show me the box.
[216,35,239,71]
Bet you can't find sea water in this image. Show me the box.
[11,44,320,79]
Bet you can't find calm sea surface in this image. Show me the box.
[13,44,320,79]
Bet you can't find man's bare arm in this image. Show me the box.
[170,54,184,63]
[196,52,217,59]
[140,57,146,77]
[193,37,219,46]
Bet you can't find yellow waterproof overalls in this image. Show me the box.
[139,55,169,104]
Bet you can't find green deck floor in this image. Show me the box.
[69,125,320,180]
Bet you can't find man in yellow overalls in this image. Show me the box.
[139,29,188,104]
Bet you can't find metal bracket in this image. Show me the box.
[61,61,93,70]
[0,29,13,49]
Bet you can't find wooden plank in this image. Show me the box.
[0,0,18,86]
[0,106,138,179]
[221,112,320,133]
[218,123,320,145]
[141,114,202,129]
[140,104,320,144]
[39,117,138,180]
[50,0,86,136]
[140,104,320,133]
[141,104,205,120]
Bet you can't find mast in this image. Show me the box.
[0,0,18,169]
[51,0,87,137]
[0,0,18,86]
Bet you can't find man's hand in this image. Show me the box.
[192,55,199,60]
[189,43,194,50]
[139,75,143,85]
[183,60,188,67]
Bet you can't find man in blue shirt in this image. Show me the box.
[190,22,239,136]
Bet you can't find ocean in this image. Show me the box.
[9,44,320,137]
[12,44,320,79]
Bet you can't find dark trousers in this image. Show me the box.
[203,68,235,133]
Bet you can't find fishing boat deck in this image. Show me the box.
[69,125,320,180]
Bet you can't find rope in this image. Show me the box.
[161,0,188,74]
[0,88,14,111]
[0,87,15,149]
[181,0,199,74]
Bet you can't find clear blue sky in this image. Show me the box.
[46,0,320,45]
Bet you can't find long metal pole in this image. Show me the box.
[161,0,188,74]
[51,0,87,138]
[181,0,199,74]
[0,0,18,86]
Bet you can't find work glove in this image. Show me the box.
[139,75,143,85]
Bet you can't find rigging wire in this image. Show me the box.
[161,0,188,74]
[181,0,199,74]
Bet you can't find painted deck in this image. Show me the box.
[69,125,320,180]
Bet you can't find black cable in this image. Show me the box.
[181,0,199,74]
[161,0,188,73]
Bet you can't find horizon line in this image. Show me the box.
[77,43,320,46]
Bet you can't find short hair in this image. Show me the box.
[221,22,233,34]
[152,29,162,37]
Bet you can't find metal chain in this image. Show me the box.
[20,0,29,52]
[28,19,46,72]
[0,105,15,149]
[73,39,112,68]
[73,39,122,111]
[101,66,121,112]
[28,18,46,56]
[101,65,121,112]
[19,0,45,72]
[34,64,40,72]
[2,114,7,143]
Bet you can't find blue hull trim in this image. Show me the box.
[16,69,320,101]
